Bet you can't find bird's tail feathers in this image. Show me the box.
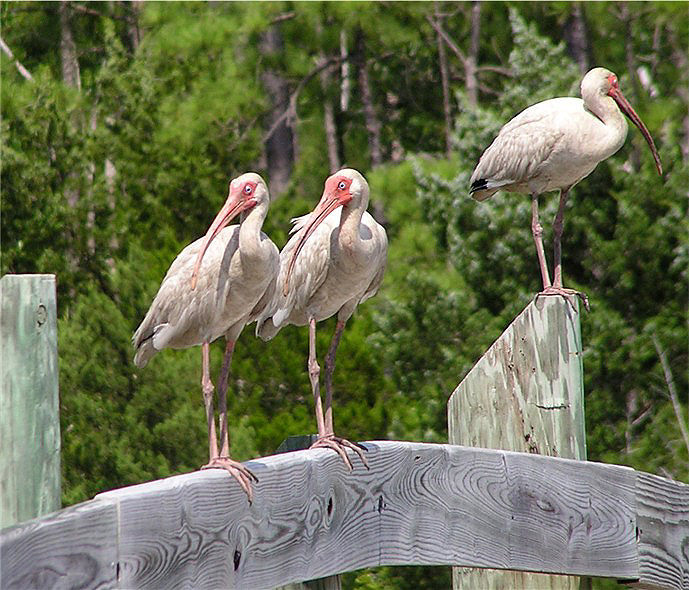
[255,314,281,341]
[469,178,507,201]
[133,338,156,368]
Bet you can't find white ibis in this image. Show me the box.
[132,173,278,501]
[256,169,387,469]
[470,67,662,304]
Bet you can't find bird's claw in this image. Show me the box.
[310,435,369,470]
[537,286,589,312]
[202,456,258,503]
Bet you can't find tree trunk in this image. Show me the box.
[340,30,350,113]
[563,2,591,75]
[260,25,295,196]
[316,19,341,173]
[355,29,383,167]
[434,2,453,157]
[59,1,81,90]
[466,1,481,107]
[667,25,689,162]
[619,2,641,172]
[320,62,341,174]
[125,0,142,52]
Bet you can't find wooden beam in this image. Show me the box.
[0,274,60,529]
[2,441,667,589]
[0,499,117,589]
[635,473,689,589]
[448,296,586,589]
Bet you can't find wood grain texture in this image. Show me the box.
[448,296,586,459]
[1,274,61,528]
[4,441,676,590]
[89,441,637,589]
[635,472,689,590]
[274,435,341,590]
[0,499,117,590]
[448,296,586,589]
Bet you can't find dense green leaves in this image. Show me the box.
[2,2,687,587]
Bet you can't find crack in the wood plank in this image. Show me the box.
[533,403,570,410]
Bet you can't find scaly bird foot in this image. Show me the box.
[537,286,589,312]
[310,435,369,471]
[202,456,258,503]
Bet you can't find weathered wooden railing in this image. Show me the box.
[1,442,687,589]
[2,276,687,589]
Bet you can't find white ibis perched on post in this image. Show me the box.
[470,67,662,304]
[132,173,279,501]
[257,169,387,469]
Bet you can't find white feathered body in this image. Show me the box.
[133,223,278,367]
[470,95,629,201]
[257,207,387,340]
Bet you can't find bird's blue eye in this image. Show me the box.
[338,181,346,190]
[244,185,253,194]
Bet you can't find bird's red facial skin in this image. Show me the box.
[607,74,619,94]
[325,176,353,205]
[241,181,258,208]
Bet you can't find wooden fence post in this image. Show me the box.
[0,274,61,528]
[448,296,588,590]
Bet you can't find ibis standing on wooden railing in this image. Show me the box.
[132,173,278,501]
[470,67,662,304]
[257,169,387,469]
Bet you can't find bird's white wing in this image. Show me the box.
[359,212,388,304]
[247,234,280,322]
[132,226,239,365]
[260,208,341,333]
[470,98,580,199]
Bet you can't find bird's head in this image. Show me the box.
[282,168,369,296]
[190,172,269,290]
[582,67,662,176]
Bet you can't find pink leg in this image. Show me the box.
[201,339,257,502]
[308,317,368,470]
[216,339,235,458]
[323,319,346,436]
[552,188,569,289]
[531,193,552,290]
[537,188,589,310]
[201,342,218,461]
[307,316,327,438]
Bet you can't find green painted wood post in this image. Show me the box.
[274,435,342,590]
[448,296,589,590]
[1,274,61,528]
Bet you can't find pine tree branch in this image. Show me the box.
[70,2,128,21]
[426,15,468,68]
[652,333,689,458]
[270,11,296,25]
[0,36,34,82]
[263,55,344,144]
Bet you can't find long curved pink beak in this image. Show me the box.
[190,188,256,290]
[610,87,663,175]
[282,190,350,296]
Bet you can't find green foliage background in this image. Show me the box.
[2,2,687,588]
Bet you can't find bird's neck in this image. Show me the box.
[337,200,367,255]
[588,94,628,133]
[238,203,268,260]
[586,95,629,155]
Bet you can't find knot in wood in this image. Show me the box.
[36,304,47,326]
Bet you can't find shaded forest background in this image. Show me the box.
[2,2,687,588]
